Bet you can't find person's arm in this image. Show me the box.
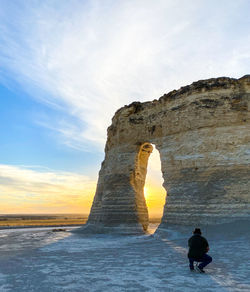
[203,237,209,252]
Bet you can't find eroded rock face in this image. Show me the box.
[87,76,250,232]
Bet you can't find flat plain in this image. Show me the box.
[0,222,249,291]
[0,214,88,228]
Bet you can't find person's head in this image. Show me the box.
[193,228,202,235]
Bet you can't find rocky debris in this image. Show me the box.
[52,229,67,232]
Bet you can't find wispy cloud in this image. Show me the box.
[0,164,96,213]
[1,0,250,150]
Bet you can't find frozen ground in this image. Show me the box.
[0,222,250,292]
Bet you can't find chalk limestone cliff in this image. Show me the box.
[86,75,250,233]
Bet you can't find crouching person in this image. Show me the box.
[188,228,212,273]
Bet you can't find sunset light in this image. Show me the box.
[0,0,249,217]
[1,1,249,290]
[144,146,166,219]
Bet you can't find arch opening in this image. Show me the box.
[134,143,166,233]
[144,144,166,226]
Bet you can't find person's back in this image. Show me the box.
[187,228,212,273]
[188,233,208,259]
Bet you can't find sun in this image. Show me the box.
[144,186,150,200]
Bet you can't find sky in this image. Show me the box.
[0,0,250,216]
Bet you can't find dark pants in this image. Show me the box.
[189,254,212,269]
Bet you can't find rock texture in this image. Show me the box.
[87,75,250,232]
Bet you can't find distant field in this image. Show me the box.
[0,214,162,228]
[0,214,88,228]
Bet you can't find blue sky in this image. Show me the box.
[0,82,102,173]
[1,0,250,214]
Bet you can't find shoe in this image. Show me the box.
[195,265,205,273]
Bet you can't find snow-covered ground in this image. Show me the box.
[0,222,249,292]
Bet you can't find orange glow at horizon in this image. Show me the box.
[0,164,96,215]
[144,145,166,219]
[1,188,96,215]
[1,147,166,217]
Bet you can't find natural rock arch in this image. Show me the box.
[86,75,250,233]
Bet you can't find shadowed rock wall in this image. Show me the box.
[87,75,250,232]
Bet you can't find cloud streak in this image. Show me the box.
[1,0,250,151]
[0,164,96,214]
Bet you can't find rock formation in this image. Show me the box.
[86,75,250,233]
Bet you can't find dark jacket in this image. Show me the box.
[188,234,209,260]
